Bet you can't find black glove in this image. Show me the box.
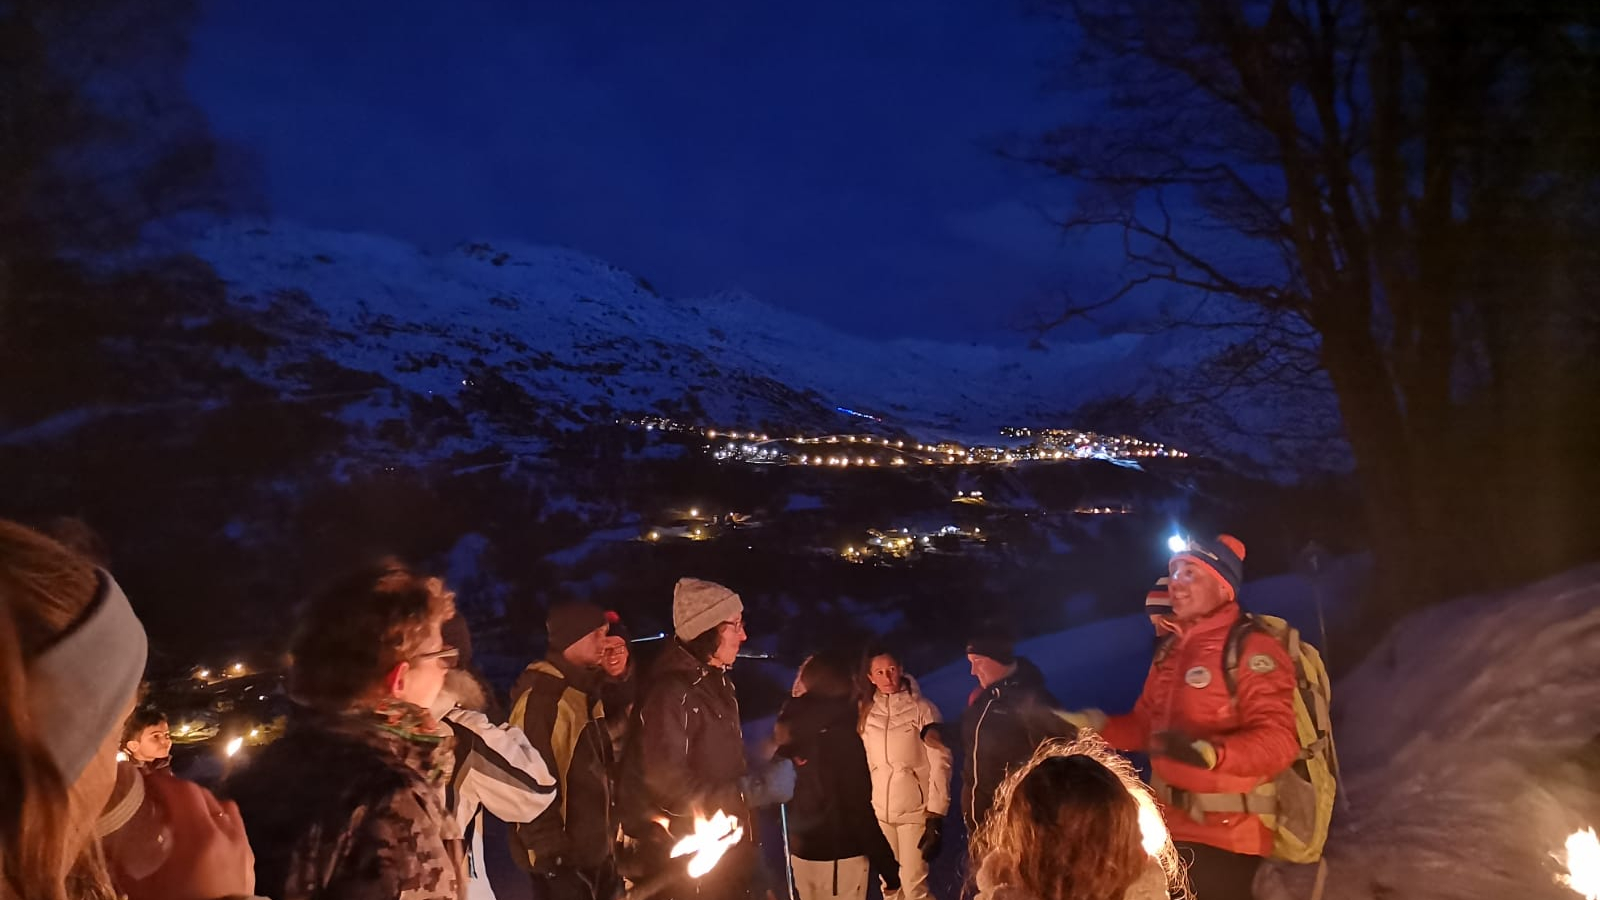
[917,815,944,861]
[1152,730,1218,770]
[536,867,597,900]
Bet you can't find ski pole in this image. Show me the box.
[779,802,797,900]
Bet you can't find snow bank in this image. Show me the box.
[1258,565,1600,900]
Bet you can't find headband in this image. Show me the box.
[26,570,148,783]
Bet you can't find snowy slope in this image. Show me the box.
[1258,565,1600,900]
[195,222,1134,439]
[183,221,1337,472]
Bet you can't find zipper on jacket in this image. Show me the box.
[968,692,995,826]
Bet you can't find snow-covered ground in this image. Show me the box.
[1258,565,1600,900]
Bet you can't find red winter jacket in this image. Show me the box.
[1101,602,1298,856]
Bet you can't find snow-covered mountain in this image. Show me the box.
[182,221,1332,473]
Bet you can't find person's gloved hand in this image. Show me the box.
[536,866,595,900]
[1055,708,1108,732]
[917,815,944,861]
[1152,731,1218,769]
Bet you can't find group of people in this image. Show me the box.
[3,512,1303,900]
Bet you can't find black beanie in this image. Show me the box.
[965,633,1016,666]
[547,601,609,653]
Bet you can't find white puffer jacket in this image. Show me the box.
[860,676,953,825]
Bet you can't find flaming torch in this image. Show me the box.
[1558,827,1599,900]
[670,810,744,879]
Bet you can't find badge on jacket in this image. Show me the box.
[1247,654,1277,674]
[1184,666,1213,688]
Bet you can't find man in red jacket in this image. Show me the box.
[1096,534,1298,900]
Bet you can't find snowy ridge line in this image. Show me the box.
[179,220,1342,474]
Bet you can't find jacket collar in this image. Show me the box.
[1168,600,1242,641]
[295,698,454,787]
[875,673,924,705]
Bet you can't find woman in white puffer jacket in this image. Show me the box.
[860,648,954,900]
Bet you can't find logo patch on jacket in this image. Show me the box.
[1247,654,1277,673]
[1184,666,1213,688]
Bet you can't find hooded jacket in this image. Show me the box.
[774,694,899,882]
[507,653,616,873]
[860,675,951,825]
[960,658,1075,832]
[620,639,749,840]
[1100,602,1298,856]
[225,701,460,900]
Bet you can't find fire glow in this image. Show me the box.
[670,810,744,878]
[1133,788,1168,857]
[1557,827,1599,900]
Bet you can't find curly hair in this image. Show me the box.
[288,558,456,710]
[970,736,1185,900]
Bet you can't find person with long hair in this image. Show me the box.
[969,738,1181,900]
[0,518,256,900]
[775,654,901,900]
[858,647,950,900]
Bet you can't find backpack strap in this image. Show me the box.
[1220,612,1257,703]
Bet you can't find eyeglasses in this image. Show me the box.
[413,645,460,668]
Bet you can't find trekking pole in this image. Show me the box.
[1301,542,1352,821]
[779,802,798,900]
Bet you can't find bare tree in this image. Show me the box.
[1020,0,1600,607]
[1,0,259,422]
[0,0,254,288]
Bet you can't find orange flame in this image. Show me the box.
[669,810,744,878]
[1558,827,1600,900]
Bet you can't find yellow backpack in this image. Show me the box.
[1222,613,1339,864]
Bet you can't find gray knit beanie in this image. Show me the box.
[673,578,743,641]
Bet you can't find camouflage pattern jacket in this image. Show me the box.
[225,700,461,900]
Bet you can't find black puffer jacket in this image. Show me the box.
[620,640,749,839]
[774,695,900,888]
[960,657,1076,831]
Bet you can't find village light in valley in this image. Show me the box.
[670,810,744,878]
[1558,827,1600,899]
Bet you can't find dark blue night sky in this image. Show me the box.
[187,0,1121,342]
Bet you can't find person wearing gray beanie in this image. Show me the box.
[618,578,768,900]
[672,577,744,643]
